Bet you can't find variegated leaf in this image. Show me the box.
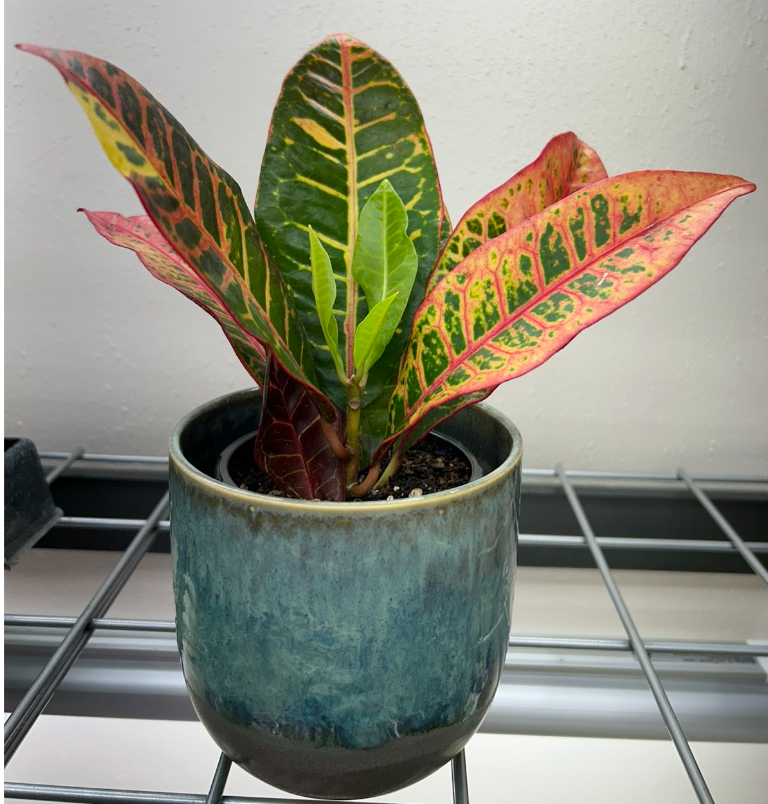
[414,134,608,430]
[428,132,607,292]
[255,34,450,409]
[82,210,268,384]
[378,171,755,461]
[20,44,333,418]
[255,357,345,501]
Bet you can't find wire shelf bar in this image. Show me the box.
[40,451,170,465]
[57,516,173,531]
[5,449,767,804]
[509,635,768,657]
[678,467,768,587]
[205,755,231,804]
[48,516,768,555]
[5,615,177,632]
[6,614,768,658]
[520,533,768,553]
[555,463,715,804]
[3,493,169,767]
[45,449,85,485]
[39,451,768,486]
[451,751,469,804]
[525,467,768,484]
[3,782,386,804]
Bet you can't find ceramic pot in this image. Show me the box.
[169,389,522,800]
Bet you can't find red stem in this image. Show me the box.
[349,462,382,498]
[320,418,353,462]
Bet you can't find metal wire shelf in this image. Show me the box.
[4,449,768,804]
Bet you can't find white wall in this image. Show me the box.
[5,0,767,473]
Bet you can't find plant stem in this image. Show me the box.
[373,450,402,491]
[320,418,353,462]
[345,379,362,488]
[349,462,381,497]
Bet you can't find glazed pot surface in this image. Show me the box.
[169,390,521,799]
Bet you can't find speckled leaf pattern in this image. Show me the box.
[255,34,449,409]
[82,210,268,384]
[428,132,608,292]
[255,358,345,501]
[379,171,755,460]
[20,44,332,417]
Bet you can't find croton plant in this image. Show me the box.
[19,35,754,501]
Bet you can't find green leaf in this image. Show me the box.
[19,44,336,423]
[254,34,450,410]
[351,180,418,355]
[309,227,344,381]
[353,292,399,379]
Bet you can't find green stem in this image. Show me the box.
[373,450,402,491]
[344,379,362,489]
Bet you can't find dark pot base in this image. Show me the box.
[190,687,483,800]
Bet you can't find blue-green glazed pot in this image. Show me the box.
[169,389,522,800]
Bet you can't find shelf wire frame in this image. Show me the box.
[4,446,169,767]
[4,449,768,804]
[556,464,717,804]
[205,755,232,804]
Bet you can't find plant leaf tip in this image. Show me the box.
[15,43,47,56]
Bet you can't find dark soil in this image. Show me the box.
[227,434,472,501]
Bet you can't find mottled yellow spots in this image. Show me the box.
[403,191,423,211]
[68,80,157,179]
[292,117,345,150]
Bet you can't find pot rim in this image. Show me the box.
[215,428,484,488]
[170,388,522,512]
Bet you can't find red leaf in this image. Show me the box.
[255,358,346,501]
[81,210,267,384]
[378,170,755,462]
[428,132,608,290]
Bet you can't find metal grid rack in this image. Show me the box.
[4,450,768,804]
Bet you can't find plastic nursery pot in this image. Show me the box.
[215,429,484,489]
[4,438,62,569]
[169,389,522,800]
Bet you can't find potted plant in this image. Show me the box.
[19,33,753,799]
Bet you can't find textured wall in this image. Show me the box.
[5,0,767,473]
